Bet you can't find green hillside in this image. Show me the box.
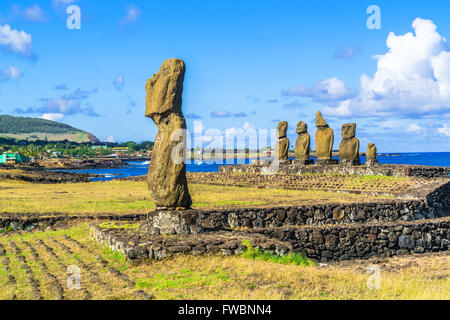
[0,115,100,143]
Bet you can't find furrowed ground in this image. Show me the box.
[0,174,448,300]
[0,178,395,215]
[0,223,448,300]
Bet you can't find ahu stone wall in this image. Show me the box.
[219,163,450,178]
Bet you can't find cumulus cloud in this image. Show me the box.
[0,24,33,57]
[323,18,450,118]
[406,123,423,134]
[113,75,125,91]
[283,77,353,102]
[41,113,64,122]
[1,66,22,81]
[15,88,99,119]
[438,123,450,137]
[22,5,47,22]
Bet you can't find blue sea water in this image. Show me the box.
[57,152,449,182]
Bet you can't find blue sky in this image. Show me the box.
[0,0,449,152]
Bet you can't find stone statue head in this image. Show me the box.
[316,111,328,127]
[277,121,288,138]
[341,123,356,139]
[296,121,307,134]
[145,59,186,124]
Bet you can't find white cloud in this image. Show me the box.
[0,24,32,56]
[120,5,141,25]
[1,66,22,81]
[41,113,65,122]
[113,75,125,91]
[438,123,450,137]
[323,18,450,118]
[106,136,115,143]
[406,123,423,133]
[283,77,352,102]
[22,5,47,22]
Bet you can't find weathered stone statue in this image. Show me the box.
[275,121,289,161]
[366,143,379,166]
[315,111,337,165]
[339,123,361,166]
[294,121,313,165]
[145,58,192,209]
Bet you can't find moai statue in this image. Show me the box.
[315,111,337,165]
[366,143,379,166]
[275,121,289,162]
[339,123,361,166]
[294,121,313,165]
[145,58,192,210]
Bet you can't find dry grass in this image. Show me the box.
[0,223,448,300]
[0,180,391,215]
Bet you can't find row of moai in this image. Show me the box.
[275,111,379,166]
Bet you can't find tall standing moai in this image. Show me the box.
[366,143,379,166]
[294,121,313,165]
[339,123,361,166]
[145,58,192,210]
[315,111,337,165]
[274,121,289,162]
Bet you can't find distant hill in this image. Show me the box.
[0,115,100,143]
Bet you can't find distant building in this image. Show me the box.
[91,145,108,150]
[0,153,30,165]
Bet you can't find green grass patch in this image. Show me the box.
[101,247,127,264]
[98,222,140,230]
[241,240,315,267]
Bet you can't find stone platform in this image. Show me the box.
[219,162,450,178]
[90,216,449,263]
[90,178,449,263]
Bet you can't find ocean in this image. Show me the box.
[58,152,450,182]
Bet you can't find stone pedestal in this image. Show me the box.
[139,210,203,235]
[316,159,339,166]
[366,159,379,166]
[340,159,361,166]
[292,159,314,165]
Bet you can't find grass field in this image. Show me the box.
[0,223,448,300]
[0,179,392,215]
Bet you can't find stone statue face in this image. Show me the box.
[277,121,288,138]
[145,59,185,123]
[341,123,356,139]
[316,111,328,127]
[296,121,307,134]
